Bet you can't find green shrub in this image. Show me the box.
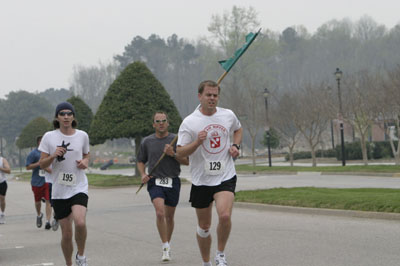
[285,149,337,161]
[372,141,397,159]
[336,142,373,160]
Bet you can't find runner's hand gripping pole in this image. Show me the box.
[135,135,178,195]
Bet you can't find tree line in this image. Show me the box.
[69,6,400,165]
[1,6,399,167]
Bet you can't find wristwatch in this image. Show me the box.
[232,144,240,150]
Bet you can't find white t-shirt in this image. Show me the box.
[39,129,90,199]
[178,106,241,186]
[44,166,52,184]
[0,157,6,183]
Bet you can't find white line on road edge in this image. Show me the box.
[0,245,24,250]
[24,263,54,266]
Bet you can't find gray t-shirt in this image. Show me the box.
[137,133,181,178]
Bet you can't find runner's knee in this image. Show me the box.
[197,225,210,238]
[218,212,231,224]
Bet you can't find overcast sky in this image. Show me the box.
[0,0,399,98]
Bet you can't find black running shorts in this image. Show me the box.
[0,181,7,196]
[52,193,88,220]
[189,176,237,209]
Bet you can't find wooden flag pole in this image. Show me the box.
[216,71,229,85]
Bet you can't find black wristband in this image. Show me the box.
[232,144,240,150]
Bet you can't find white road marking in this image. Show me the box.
[24,263,54,266]
[0,245,24,250]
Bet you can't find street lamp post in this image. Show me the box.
[335,68,346,166]
[238,115,247,158]
[263,88,272,167]
[15,136,22,172]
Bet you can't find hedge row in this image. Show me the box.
[285,141,398,161]
[335,141,397,160]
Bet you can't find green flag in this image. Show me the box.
[218,28,261,73]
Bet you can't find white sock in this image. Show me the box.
[217,250,224,256]
[77,254,85,260]
[203,262,212,266]
[162,242,170,249]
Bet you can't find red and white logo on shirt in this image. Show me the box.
[210,131,221,148]
[202,124,227,154]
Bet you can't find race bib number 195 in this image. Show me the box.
[57,172,76,186]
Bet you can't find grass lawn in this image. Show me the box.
[236,187,400,213]
[236,164,400,173]
[87,174,141,187]
[91,163,135,170]
[12,172,142,187]
[14,164,400,213]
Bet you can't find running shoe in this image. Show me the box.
[36,213,43,228]
[45,221,51,230]
[51,219,59,231]
[215,253,227,266]
[0,214,5,224]
[75,252,88,266]
[162,247,171,261]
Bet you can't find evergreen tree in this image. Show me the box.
[16,117,52,149]
[0,91,53,143]
[66,96,93,134]
[89,61,181,166]
[261,127,280,149]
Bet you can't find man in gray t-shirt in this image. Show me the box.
[137,111,189,262]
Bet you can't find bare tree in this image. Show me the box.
[343,71,379,165]
[292,83,330,166]
[69,61,119,112]
[376,66,400,164]
[271,93,300,166]
[235,77,265,167]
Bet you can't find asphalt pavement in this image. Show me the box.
[1,164,400,266]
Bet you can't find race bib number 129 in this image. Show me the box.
[57,172,76,186]
[204,160,225,175]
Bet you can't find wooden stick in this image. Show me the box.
[135,135,178,195]
[216,71,228,85]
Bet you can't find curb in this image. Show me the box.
[234,202,400,221]
[237,171,400,177]
[321,172,400,177]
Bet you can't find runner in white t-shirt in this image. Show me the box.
[177,80,242,266]
[39,102,90,266]
[44,165,59,231]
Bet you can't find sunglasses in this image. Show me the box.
[154,119,167,124]
[58,111,73,117]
